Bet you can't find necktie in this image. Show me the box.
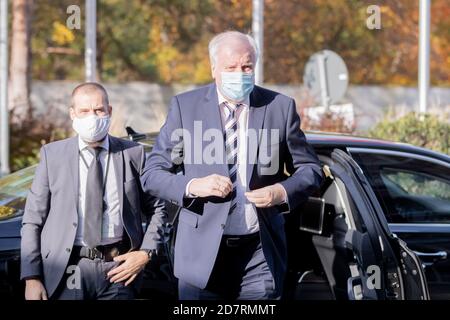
[83,146,103,248]
[223,101,240,215]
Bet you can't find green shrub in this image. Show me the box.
[369,112,450,155]
[10,117,71,172]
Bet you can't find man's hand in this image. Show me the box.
[107,251,150,286]
[245,183,287,208]
[25,279,48,300]
[188,174,233,198]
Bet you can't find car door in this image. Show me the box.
[328,149,429,300]
[349,148,450,300]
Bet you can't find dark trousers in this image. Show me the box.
[51,253,138,300]
[178,233,279,300]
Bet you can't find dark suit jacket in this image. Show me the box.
[141,83,323,294]
[21,135,167,297]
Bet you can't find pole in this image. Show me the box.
[0,0,10,175]
[85,0,96,82]
[317,52,330,110]
[252,0,264,85]
[418,0,430,114]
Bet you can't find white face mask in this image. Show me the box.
[72,114,111,143]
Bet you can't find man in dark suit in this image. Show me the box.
[141,31,323,300]
[21,83,166,300]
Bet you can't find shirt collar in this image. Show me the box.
[78,135,110,152]
[216,88,250,107]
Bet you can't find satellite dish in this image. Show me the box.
[303,50,349,108]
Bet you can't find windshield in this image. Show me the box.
[0,165,36,220]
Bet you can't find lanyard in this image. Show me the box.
[79,148,111,197]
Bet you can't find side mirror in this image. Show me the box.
[126,126,147,142]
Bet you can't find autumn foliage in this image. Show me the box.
[31,0,450,86]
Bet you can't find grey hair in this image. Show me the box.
[208,31,259,66]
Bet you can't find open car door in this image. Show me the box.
[348,147,450,299]
[328,149,429,299]
[299,149,429,300]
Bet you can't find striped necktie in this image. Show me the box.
[223,101,240,214]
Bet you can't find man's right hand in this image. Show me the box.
[25,279,48,300]
[188,174,233,198]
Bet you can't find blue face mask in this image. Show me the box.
[220,72,255,102]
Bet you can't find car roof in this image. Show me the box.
[304,131,449,162]
[138,131,450,163]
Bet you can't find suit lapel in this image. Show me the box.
[203,84,228,176]
[200,84,268,184]
[109,135,124,217]
[246,86,267,188]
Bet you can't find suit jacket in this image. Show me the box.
[141,83,323,295]
[21,135,167,297]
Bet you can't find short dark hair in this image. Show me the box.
[71,82,109,109]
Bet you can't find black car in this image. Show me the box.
[1,129,448,300]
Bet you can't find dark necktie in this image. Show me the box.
[223,101,241,215]
[83,146,103,248]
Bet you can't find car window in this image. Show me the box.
[351,151,450,224]
[381,169,450,200]
[0,165,36,220]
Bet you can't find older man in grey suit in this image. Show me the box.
[21,82,166,300]
[141,31,323,299]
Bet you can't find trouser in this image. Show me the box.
[178,233,280,300]
[51,250,140,300]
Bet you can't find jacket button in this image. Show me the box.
[221,224,225,229]
[73,222,77,227]
[66,248,71,253]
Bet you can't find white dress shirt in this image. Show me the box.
[186,90,259,235]
[74,135,123,246]
[218,91,260,235]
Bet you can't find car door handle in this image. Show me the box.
[347,276,363,300]
[414,250,447,266]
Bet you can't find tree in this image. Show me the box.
[28,0,450,86]
[8,0,34,123]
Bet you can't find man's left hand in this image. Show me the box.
[245,183,287,208]
[107,251,150,286]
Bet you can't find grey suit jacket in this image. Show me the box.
[20,135,167,297]
[141,83,323,295]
